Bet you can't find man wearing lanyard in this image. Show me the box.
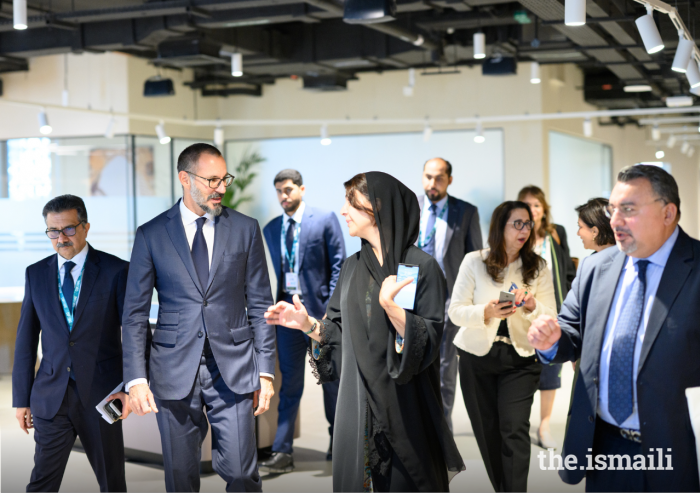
[528,165,700,491]
[262,169,345,473]
[13,195,130,492]
[418,157,482,431]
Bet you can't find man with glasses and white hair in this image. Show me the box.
[528,164,700,491]
[122,143,275,492]
[13,194,130,491]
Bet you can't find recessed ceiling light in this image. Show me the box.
[623,84,652,93]
[666,96,694,108]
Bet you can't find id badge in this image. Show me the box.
[285,272,301,294]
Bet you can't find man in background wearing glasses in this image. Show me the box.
[13,194,130,491]
[122,143,275,492]
[528,164,700,491]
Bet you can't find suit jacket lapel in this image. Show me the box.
[71,245,100,330]
[637,229,693,375]
[46,255,70,335]
[442,195,459,258]
[165,202,204,295]
[206,209,232,293]
[297,206,313,272]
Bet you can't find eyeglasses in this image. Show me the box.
[46,222,84,239]
[187,171,235,189]
[604,198,665,219]
[508,220,535,231]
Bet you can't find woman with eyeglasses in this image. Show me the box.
[448,201,556,492]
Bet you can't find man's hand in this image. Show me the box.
[253,376,274,417]
[527,315,562,351]
[16,407,33,434]
[128,383,158,416]
[264,295,312,332]
[107,391,132,420]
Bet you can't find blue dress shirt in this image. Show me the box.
[538,226,679,430]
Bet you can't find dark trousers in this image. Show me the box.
[459,343,542,492]
[585,419,644,492]
[28,379,126,492]
[439,298,459,431]
[273,325,339,454]
[154,340,261,492]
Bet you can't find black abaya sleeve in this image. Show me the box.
[387,252,446,385]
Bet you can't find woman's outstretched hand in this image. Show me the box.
[264,294,313,332]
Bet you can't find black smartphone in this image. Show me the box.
[104,399,123,421]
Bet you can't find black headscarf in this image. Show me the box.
[346,172,463,490]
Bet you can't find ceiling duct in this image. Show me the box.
[303,74,357,91]
[584,74,657,108]
[155,37,227,69]
[344,0,397,24]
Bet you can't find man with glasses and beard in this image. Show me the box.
[13,194,130,491]
[417,157,482,431]
[122,143,276,492]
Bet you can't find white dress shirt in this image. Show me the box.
[58,243,89,303]
[281,201,305,274]
[539,226,679,430]
[127,199,272,393]
[420,195,449,271]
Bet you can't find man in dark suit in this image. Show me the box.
[417,157,482,430]
[13,194,130,492]
[260,169,345,473]
[123,143,275,492]
[528,164,700,491]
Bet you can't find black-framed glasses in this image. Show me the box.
[46,222,84,239]
[508,220,535,231]
[604,198,665,219]
[187,171,234,189]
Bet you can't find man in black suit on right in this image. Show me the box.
[417,157,483,431]
[529,165,700,491]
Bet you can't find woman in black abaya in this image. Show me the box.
[264,172,464,492]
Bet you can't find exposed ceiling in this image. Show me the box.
[0,0,698,110]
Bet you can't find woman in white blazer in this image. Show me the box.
[448,201,556,492]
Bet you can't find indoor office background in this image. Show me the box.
[0,2,698,488]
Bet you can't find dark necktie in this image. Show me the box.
[192,217,209,289]
[285,218,296,272]
[62,261,76,313]
[608,259,649,425]
[422,204,438,257]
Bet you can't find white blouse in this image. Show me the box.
[448,249,557,358]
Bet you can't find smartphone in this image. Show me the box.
[394,264,420,310]
[498,291,515,305]
[104,399,123,421]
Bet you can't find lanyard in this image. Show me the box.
[281,220,301,273]
[57,261,85,331]
[417,202,448,248]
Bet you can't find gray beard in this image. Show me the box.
[616,239,637,254]
[190,185,222,217]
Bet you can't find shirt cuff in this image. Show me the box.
[536,342,559,364]
[125,378,148,392]
[260,372,274,380]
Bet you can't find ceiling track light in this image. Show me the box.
[473,32,485,60]
[403,68,416,96]
[423,122,433,142]
[214,127,224,148]
[564,0,586,26]
[320,124,331,146]
[231,53,243,77]
[104,116,115,139]
[583,118,593,138]
[651,123,661,141]
[38,110,52,135]
[680,139,690,154]
[686,59,700,89]
[655,148,665,159]
[687,146,695,158]
[13,0,27,30]
[530,62,541,84]
[635,5,664,54]
[155,121,170,145]
[474,122,485,143]
[667,135,677,148]
[672,31,694,73]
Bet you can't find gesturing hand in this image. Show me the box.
[527,315,562,351]
[254,376,274,416]
[128,383,159,416]
[264,295,313,332]
[378,275,413,310]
